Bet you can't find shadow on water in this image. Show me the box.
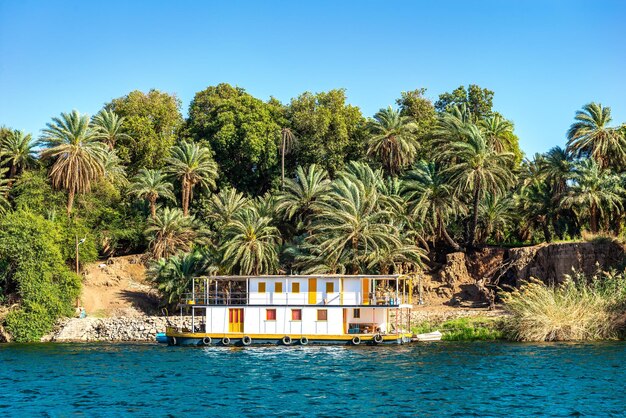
[0,341,625,417]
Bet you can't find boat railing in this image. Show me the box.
[182,291,404,306]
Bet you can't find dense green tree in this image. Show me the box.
[275,164,330,228]
[186,83,281,194]
[439,125,514,247]
[128,169,176,219]
[166,141,218,216]
[91,109,132,151]
[106,89,182,170]
[0,211,80,342]
[402,161,463,250]
[566,103,626,170]
[201,187,249,230]
[287,89,367,176]
[0,167,10,213]
[367,106,419,176]
[561,159,625,233]
[221,208,280,275]
[148,249,214,305]
[39,110,107,216]
[435,85,495,121]
[145,207,208,259]
[0,130,37,178]
[305,175,400,274]
[396,88,437,132]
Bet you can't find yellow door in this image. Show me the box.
[362,279,370,305]
[228,308,244,332]
[308,278,317,304]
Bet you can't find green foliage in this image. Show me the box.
[186,83,281,194]
[435,84,495,121]
[106,89,183,170]
[412,317,504,341]
[287,89,367,176]
[0,211,80,342]
[396,88,437,133]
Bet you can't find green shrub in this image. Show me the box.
[0,211,80,342]
[412,316,504,341]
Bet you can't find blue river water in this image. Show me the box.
[0,342,624,417]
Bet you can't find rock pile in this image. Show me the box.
[43,316,195,342]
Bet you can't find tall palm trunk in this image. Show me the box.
[182,180,190,216]
[469,178,481,248]
[149,195,157,219]
[281,139,286,190]
[439,217,461,251]
[590,203,598,233]
[67,186,76,217]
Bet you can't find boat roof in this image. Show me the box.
[195,274,402,281]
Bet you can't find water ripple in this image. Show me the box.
[0,342,624,417]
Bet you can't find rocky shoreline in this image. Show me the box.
[42,315,195,343]
[38,308,508,343]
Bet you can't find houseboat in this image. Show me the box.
[165,274,414,346]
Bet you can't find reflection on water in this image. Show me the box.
[0,342,625,416]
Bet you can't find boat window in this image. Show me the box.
[258,282,266,293]
[325,282,334,293]
[275,282,283,293]
[353,308,360,318]
[266,309,276,320]
[292,282,300,293]
[291,309,302,321]
[317,309,327,321]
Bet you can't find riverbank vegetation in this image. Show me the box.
[503,270,626,341]
[412,317,504,341]
[1,83,626,341]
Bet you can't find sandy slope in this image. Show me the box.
[79,255,159,317]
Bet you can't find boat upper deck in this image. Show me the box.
[180,274,413,307]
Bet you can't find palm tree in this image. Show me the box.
[367,106,419,176]
[203,187,249,228]
[402,161,463,251]
[167,141,218,216]
[561,159,625,233]
[307,176,400,274]
[128,169,176,219]
[221,208,280,275]
[0,130,36,178]
[275,164,330,227]
[280,127,296,189]
[479,114,514,153]
[517,181,557,242]
[0,167,11,213]
[538,146,572,195]
[566,103,626,169]
[101,150,128,187]
[145,207,208,259]
[148,249,215,305]
[39,110,107,216]
[478,194,514,243]
[439,125,514,247]
[91,109,131,151]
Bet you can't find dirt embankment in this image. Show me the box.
[421,240,626,307]
[79,254,159,317]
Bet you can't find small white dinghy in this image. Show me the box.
[412,330,442,342]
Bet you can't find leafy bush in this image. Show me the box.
[502,272,626,341]
[0,211,80,342]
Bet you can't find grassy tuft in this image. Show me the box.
[502,271,626,341]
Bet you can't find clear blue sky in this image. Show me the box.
[1,0,624,156]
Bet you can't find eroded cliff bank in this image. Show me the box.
[423,240,625,307]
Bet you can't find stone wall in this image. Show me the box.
[43,316,196,342]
